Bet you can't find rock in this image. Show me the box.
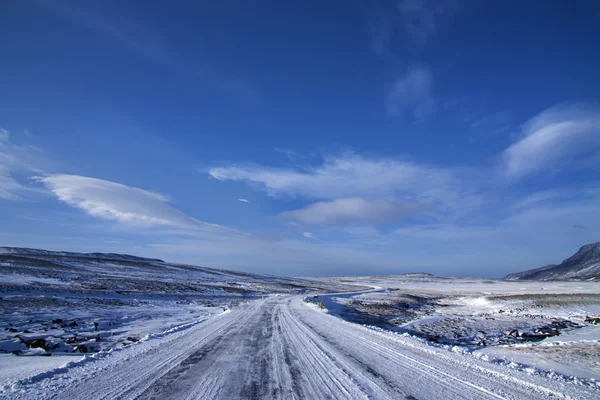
[126,337,140,343]
[427,336,439,343]
[8,328,18,333]
[28,338,47,349]
[52,319,63,324]
[44,341,61,351]
[585,316,600,325]
[75,344,88,353]
[508,329,520,337]
[11,350,22,356]
[66,336,79,344]
[69,321,78,327]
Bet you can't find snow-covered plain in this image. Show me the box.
[1,250,599,399]
[0,247,360,392]
[319,275,600,384]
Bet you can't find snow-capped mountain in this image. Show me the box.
[505,242,600,280]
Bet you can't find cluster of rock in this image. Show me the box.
[0,317,138,356]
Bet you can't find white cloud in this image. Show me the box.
[208,152,482,224]
[503,103,600,177]
[0,129,46,200]
[512,189,568,209]
[387,65,435,118]
[281,198,423,226]
[0,166,22,200]
[0,130,18,199]
[303,232,317,240]
[36,174,238,233]
[237,198,249,203]
[210,152,456,201]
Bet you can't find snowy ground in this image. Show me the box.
[3,296,598,399]
[0,248,361,389]
[2,250,599,398]
[317,274,600,382]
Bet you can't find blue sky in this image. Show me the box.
[1,1,599,277]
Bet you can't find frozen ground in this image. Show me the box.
[318,275,600,383]
[2,296,598,399]
[0,247,360,388]
[1,250,598,398]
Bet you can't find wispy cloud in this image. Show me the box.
[503,103,600,177]
[398,0,461,46]
[42,1,257,103]
[386,65,435,118]
[0,165,22,200]
[274,148,310,162]
[35,174,239,233]
[303,232,318,240]
[0,130,19,199]
[237,198,249,203]
[208,151,463,206]
[368,0,460,56]
[208,150,484,229]
[43,1,173,65]
[367,8,396,59]
[281,198,424,226]
[0,129,47,200]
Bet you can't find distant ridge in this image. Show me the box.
[505,242,600,281]
[0,246,165,263]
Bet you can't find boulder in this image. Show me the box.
[75,344,88,353]
[28,338,47,349]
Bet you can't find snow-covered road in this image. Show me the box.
[5,296,597,399]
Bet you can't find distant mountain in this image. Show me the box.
[0,246,165,263]
[505,242,600,281]
[0,246,365,295]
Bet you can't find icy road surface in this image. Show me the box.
[4,296,596,399]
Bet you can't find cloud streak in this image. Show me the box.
[209,152,458,203]
[36,174,239,233]
[503,103,600,177]
[0,131,19,200]
[0,130,48,200]
[281,198,424,226]
[398,0,460,46]
[386,65,435,118]
[43,0,257,103]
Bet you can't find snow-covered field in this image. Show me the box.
[318,274,600,382]
[2,250,599,398]
[0,247,361,392]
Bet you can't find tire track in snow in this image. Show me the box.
[4,295,598,400]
